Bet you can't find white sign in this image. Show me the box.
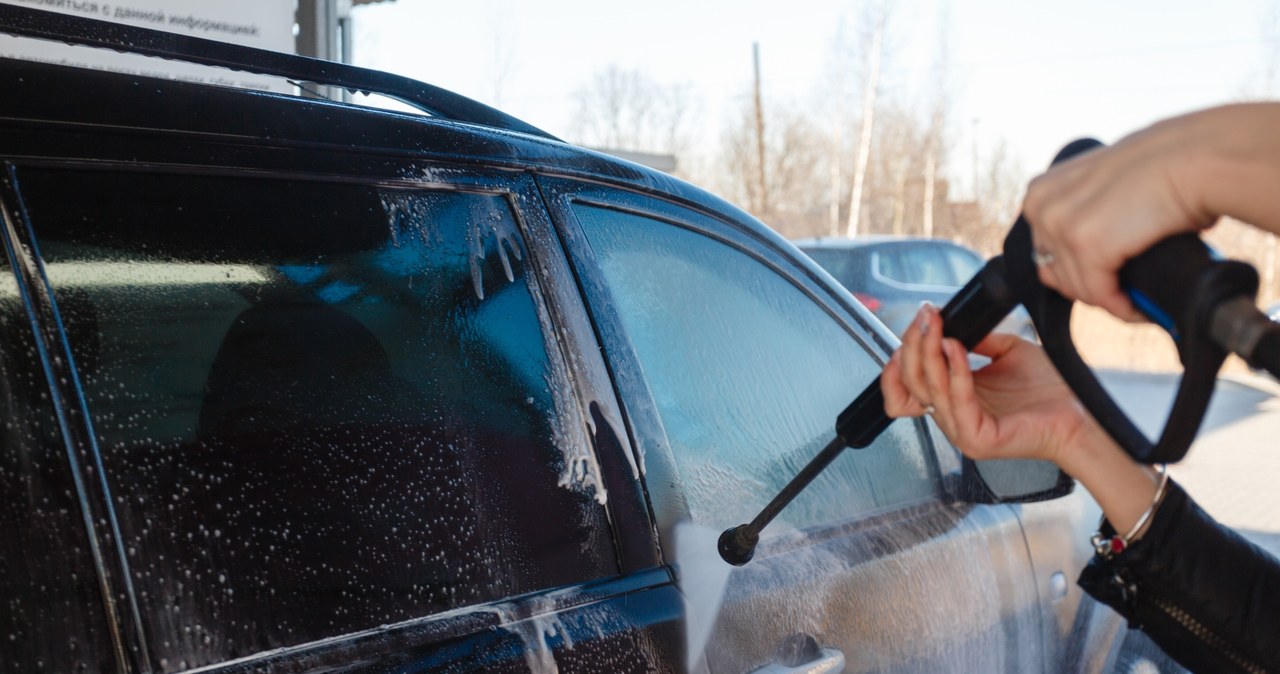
[0,0,296,92]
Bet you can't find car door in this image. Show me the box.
[0,59,684,673]
[541,177,1047,674]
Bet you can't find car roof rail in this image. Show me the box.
[0,3,559,140]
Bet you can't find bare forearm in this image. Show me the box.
[1169,103,1280,235]
[1057,420,1162,538]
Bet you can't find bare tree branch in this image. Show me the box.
[570,65,696,157]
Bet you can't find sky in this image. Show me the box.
[352,0,1280,197]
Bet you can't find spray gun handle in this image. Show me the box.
[1003,138,1259,463]
[1008,226,1246,464]
[1120,234,1260,360]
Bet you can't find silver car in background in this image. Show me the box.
[795,235,1038,340]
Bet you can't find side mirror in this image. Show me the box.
[956,457,1074,504]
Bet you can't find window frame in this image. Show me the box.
[537,176,951,552]
[0,149,656,672]
[0,164,123,673]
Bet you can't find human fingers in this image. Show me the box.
[971,332,1020,360]
[1086,273,1144,323]
[1055,262,1144,322]
[1037,223,1147,322]
[1023,131,1205,322]
[945,337,1060,463]
[1031,210,1145,322]
[897,304,933,409]
[916,304,952,424]
[1043,200,1143,320]
[1026,195,1095,309]
[939,337,993,459]
[881,350,927,418]
[1024,164,1110,304]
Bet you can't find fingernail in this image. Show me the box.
[918,306,931,336]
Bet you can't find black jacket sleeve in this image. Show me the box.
[1078,480,1280,673]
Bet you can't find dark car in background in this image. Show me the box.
[795,236,1037,340]
[0,5,1181,674]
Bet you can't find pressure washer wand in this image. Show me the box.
[719,229,1280,566]
[718,137,1280,567]
[717,258,1021,566]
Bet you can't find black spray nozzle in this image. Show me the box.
[716,436,848,565]
[717,524,758,567]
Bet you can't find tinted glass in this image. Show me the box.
[944,246,984,282]
[801,248,869,291]
[0,261,114,673]
[17,168,615,671]
[879,245,954,286]
[576,205,932,530]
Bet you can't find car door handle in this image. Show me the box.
[749,632,846,674]
[749,647,845,674]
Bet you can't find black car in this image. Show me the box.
[0,6,1180,674]
[794,236,1037,340]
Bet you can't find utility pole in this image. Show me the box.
[845,7,884,239]
[752,42,769,217]
[971,117,980,202]
[922,152,936,238]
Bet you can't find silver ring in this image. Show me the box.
[1033,250,1056,267]
[923,404,936,416]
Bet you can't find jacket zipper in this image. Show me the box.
[1122,571,1269,674]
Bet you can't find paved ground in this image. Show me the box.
[1098,369,1280,559]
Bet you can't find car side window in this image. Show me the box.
[944,246,984,282]
[574,204,933,530]
[0,264,114,673]
[16,168,616,671]
[881,245,953,286]
[802,248,867,290]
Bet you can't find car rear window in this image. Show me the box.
[942,246,984,282]
[878,245,946,285]
[877,243,983,287]
[14,167,616,671]
[800,247,869,289]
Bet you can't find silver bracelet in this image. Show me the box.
[1091,464,1170,559]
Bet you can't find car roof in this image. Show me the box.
[0,4,783,256]
[0,3,553,139]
